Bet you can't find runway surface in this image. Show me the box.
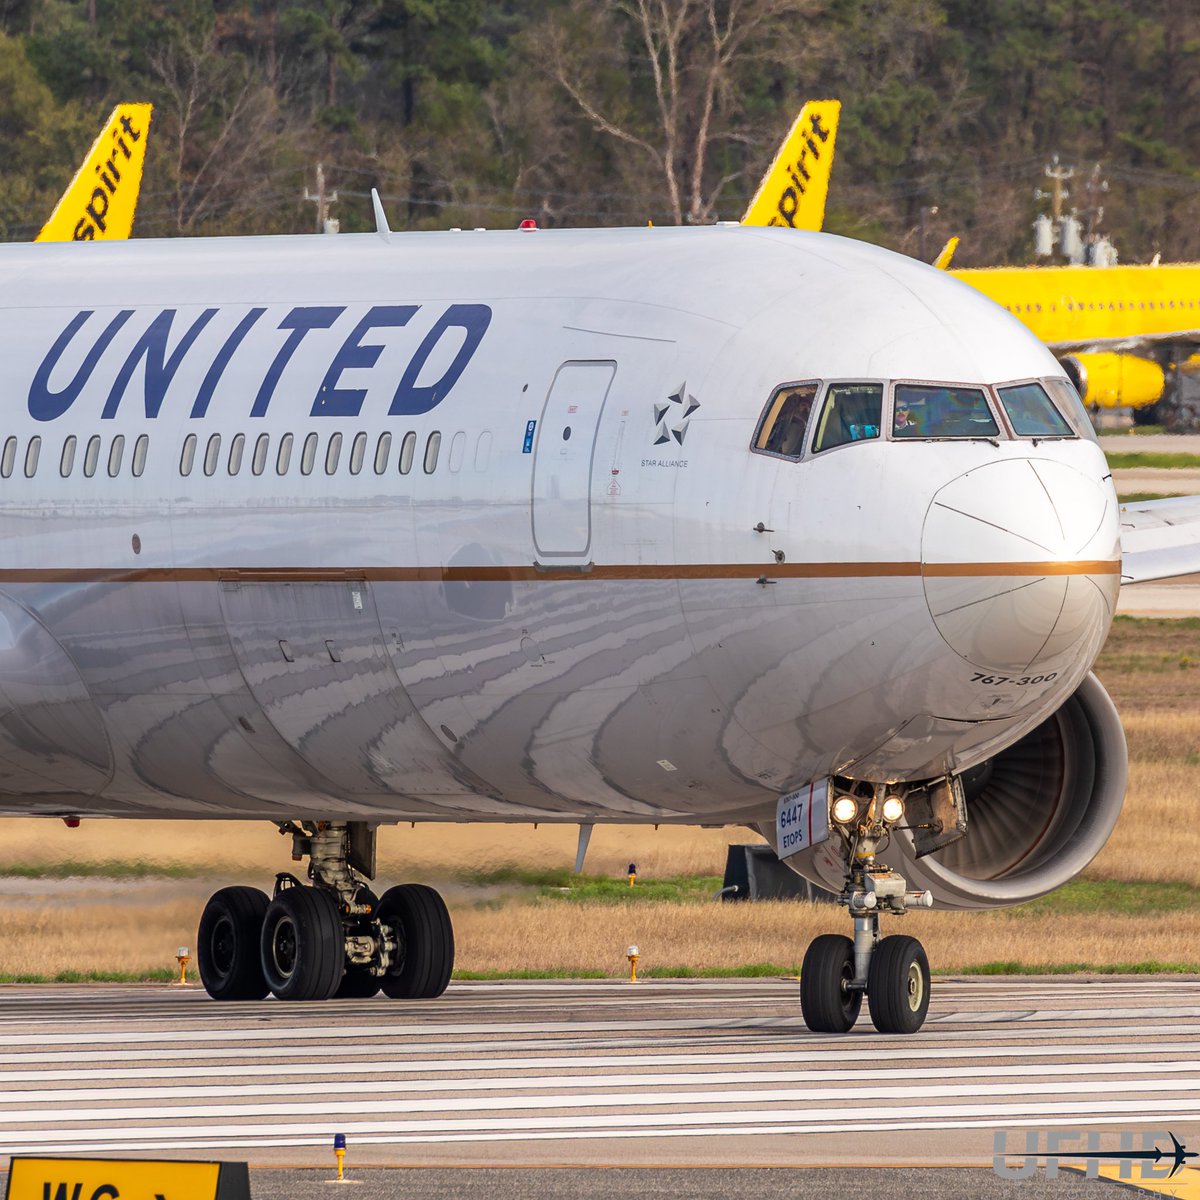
[0,977,1197,1171]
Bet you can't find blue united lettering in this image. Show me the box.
[27,302,492,422]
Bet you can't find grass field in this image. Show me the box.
[1,615,1199,981]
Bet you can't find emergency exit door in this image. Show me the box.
[532,360,616,557]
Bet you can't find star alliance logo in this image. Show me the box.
[653,383,700,446]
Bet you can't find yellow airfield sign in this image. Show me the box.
[5,1157,250,1200]
[742,99,840,230]
[37,102,152,242]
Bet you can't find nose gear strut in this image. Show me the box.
[799,782,936,1034]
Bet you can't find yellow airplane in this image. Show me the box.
[37,102,152,242]
[949,263,1198,414]
[745,101,1197,416]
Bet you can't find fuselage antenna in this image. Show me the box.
[371,188,392,242]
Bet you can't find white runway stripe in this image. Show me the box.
[5,1057,1198,1100]
[1,978,1197,1158]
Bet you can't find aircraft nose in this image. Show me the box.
[921,458,1120,676]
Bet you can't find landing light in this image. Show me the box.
[882,795,906,823]
[832,795,859,824]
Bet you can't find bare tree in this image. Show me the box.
[146,28,300,234]
[543,0,813,225]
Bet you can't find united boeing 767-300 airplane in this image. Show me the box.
[0,216,1193,1032]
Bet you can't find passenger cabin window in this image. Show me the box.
[374,432,391,475]
[325,432,343,475]
[892,385,999,439]
[203,434,221,477]
[83,435,101,478]
[300,432,318,475]
[106,436,123,478]
[997,382,1074,438]
[812,383,883,452]
[228,433,245,475]
[349,432,367,475]
[25,437,41,478]
[252,433,270,476]
[448,431,466,473]
[753,383,818,458]
[60,436,76,478]
[475,430,492,472]
[424,431,441,474]
[1,437,15,478]
[399,431,416,475]
[132,434,148,477]
[180,434,197,477]
[276,432,293,475]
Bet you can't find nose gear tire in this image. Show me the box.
[867,934,931,1034]
[378,883,454,999]
[260,884,344,1001]
[800,934,862,1033]
[197,885,270,1001]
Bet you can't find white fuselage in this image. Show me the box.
[0,225,1119,826]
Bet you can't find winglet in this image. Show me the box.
[933,236,959,270]
[742,99,840,230]
[371,188,392,241]
[37,103,152,242]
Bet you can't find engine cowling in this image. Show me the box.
[1062,351,1164,411]
[774,673,1128,910]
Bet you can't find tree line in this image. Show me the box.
[0,0,1196,265]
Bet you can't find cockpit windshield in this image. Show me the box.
[997,382,1073,437]
[892,384,999,439]
[811,383,882,452]
[754,382,818,458]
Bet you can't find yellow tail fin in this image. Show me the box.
[37,103,152,242]
[742,100,840,230]
[932,236,959,270]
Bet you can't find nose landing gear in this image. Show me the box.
[799,784,935,1034]
[196,821,455,1003]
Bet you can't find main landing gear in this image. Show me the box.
[799,783,937,1035]
[196,821,453,1002]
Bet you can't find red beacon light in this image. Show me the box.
[518,218,538,232]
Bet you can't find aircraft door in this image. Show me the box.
[532,360,616,558]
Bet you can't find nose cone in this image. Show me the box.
[922,458,1120,676]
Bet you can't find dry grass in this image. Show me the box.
[4,616,1200,979]
[454,901,1200,975]
[0,819,737,883]
[2,889,1191,980]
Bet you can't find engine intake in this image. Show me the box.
[895,673,1127,909]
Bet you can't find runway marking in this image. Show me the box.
[4,1059,1200,1104]
[1,980,1197,1160]
[5,1099,1200,1149]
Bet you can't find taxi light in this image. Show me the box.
[832,795,859,824]
[882,795,905,823]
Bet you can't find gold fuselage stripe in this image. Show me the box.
[0,560,1122,584]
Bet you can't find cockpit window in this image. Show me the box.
[811,383,883,452]
[997,382,1074,437]
[1043,376,1099,442]
[753,382,818,459]
[893,384,999,439]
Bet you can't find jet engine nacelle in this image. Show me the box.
[895,673,1128,908]
[1062,351,1164,411]
[778,673,1128,911]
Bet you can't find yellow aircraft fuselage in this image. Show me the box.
[954,263,1200,350]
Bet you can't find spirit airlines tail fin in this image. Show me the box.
[37,103,152,242]
[742,99,840,230]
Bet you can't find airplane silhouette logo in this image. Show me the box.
[1083,1132,1197,1178]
